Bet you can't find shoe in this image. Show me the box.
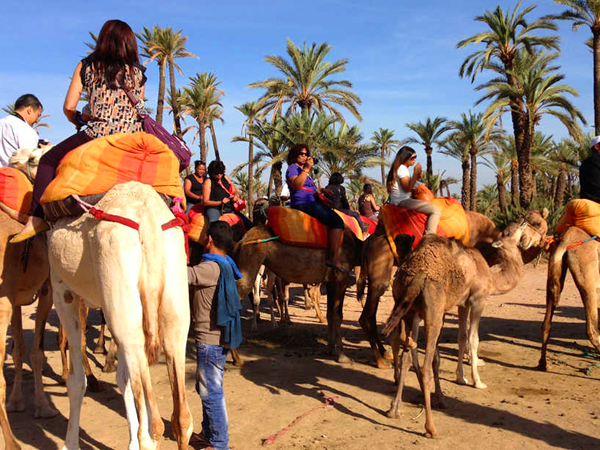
[326,261,349,274]
[9,219,49,243]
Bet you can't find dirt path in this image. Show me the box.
[5,261,600,450]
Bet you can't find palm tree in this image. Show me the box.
[476,49,586,207]
[440,136,471,208]
[477,184,500,216]
[405,117,451,177]
[248,38,362,122]
[180,73,224,163]
[371,128,400,184]
[447,112,504,211]
[483,150,511,213]
[189,73,224,161]
[457,1,559,206]
[138,26,198,133]
[498,137,520,205]
[547,138,581,205]
[235,101,262,215]
[548,0,600,133]
[232,171,266,200]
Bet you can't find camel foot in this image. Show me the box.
[537,360,549,372]
[270,320,278,330]
[337,353,352,364]
[93,344,107,355]
[6,400,25,413]
[473,381,487,390]
[433,396,446,409]
[382,348,393,361]
[102,362,117,373]
[34,404,59,419]
[59,376,67,386]
[86,374,100,392]
[456,376,468,386]
[304,304,314,310]
[232,356,245,367]
[469,357,485,366]
[425,429,439,439]
[376,358,392,369]
[386,408,400,419]
[251,322,258,331]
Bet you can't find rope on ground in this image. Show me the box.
[261,391,339,446]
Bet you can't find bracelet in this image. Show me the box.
[75,112,87,126]
[303,169,310,173]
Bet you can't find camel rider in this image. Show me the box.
[0,94,44,167]
[580,136,600,204]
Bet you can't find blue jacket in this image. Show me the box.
[202,253,243,349]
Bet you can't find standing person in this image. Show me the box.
[11,19,146,242]
[580,136,600,203]
[187,221,242,450]
[286,143,346,272]
[358,183,379,222]
[202,160,253,230]
[324,172,368,233]
[386,146,440,235]
[185,160,206,209]
[0,94,44,167]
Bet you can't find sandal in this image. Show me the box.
[326,262,348,274]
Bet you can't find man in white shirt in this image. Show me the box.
[0,94,43,167]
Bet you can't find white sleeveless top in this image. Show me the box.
[389,165,411,205]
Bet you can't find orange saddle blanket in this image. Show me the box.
[187,205,243,243]
[380,197,469,260]
[555,199,600,237]
[40,132,184,206]
[0,167,33,214]
[267,206,364,249]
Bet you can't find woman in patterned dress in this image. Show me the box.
[12,19,146,242]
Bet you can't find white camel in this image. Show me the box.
[47,181,192,450]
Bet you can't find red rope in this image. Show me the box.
[88,207,140,230]
[162,211,191,263]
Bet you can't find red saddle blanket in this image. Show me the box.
[0,167,33,214]
[187,205,243,243]
[267,206,364,249]
[380,198,470,260]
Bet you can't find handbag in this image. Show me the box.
[217,179,246,212]
[122,87,192,172]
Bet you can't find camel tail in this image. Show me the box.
[137,200,166,366]
[382,272,426,337]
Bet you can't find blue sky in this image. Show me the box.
[0,0,594,192]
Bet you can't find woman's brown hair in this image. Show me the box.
[386,146,416,192]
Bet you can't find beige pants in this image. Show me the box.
[398,198,441,234]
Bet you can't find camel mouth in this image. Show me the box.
[519,236,533,250]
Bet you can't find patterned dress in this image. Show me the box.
[80,58,147,139]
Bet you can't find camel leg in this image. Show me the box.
[327,274,350,363]
[387,341,412,418]
[58,322,68,385]
[52,281,88,450]
[456,305,469,385]
[538,252,568,371]
[6,306,25,413]
[250,266,264,330]
[230,348,244,367]
[30,283,59,418]
[266,273,278,329]
[308,285,325,324]
[103,337,118,373]
[359,281,389,368]
[467,299,486,389]
[303,284,314,310]
[0,301,21,450]
[78,302,99,392]
[94,311,108,354]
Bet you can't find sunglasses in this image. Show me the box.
[299,152,310,156]
[408,155,417,160]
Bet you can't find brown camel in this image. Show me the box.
[236,224,361,362]
[538,225,600,370]
[383,218,536,439]
[357,211,503,367]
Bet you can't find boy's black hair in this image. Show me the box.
[329,172,344,185]
[207,221,234,253]
[14,94,43,111]
[207,160,226,177]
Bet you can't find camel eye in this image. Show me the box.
[532,222,541,227]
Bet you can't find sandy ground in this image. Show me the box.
[4,261,600,450]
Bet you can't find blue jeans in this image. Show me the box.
[196,343,229,450]
[204,206,254,230]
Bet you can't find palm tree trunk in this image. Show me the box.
[555,167,566,206]
[511,160,519,206]
[247,136,254,219]
[426,146,433,176]
[469,152,478,211]
[518,127,534,208]
[594,31,600,135]
[267,166,274,199]
[156,60,166,125]
[199,119,207,163]
[381,145,386,184]
[461,159,470,209]
[209,122,221,161]
[273,161,283,198]
[497,173,507,214]
[531,168,538,199]
[168,60,182,137]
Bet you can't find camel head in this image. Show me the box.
[497,209,549,251]
[9,146,52,181]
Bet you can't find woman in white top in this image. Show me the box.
[386,146,440,235]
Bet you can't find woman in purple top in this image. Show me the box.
[286,143,346,272]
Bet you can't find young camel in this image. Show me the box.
[47,181,192,450]
[538,225,600,370]
[357,211,502,368]
[383,221,531,439]
[236,223,361,362]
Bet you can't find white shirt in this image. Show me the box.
[389,164,411,205]
[0,115,39,167]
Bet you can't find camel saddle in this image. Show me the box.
[0,167,33,215]
[380,197,470,261]
[555,198,600,237]
[266,206,365,249]
[188,205,244,243]
[40,132,184,222]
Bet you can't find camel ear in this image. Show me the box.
[541,208,549,219]
[492,240,503,248]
